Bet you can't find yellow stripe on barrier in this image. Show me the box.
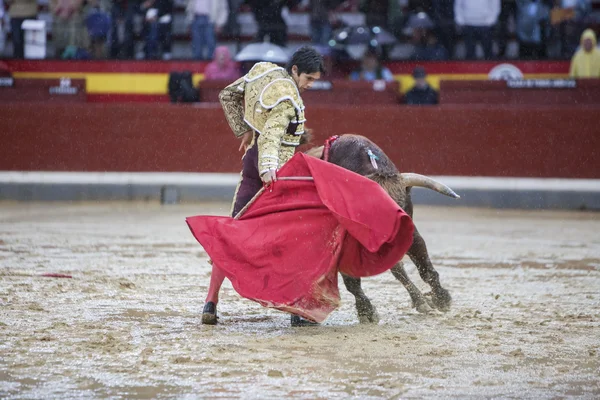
[14,71,567,95]
[13,72,204,94]
[396,74,486,93]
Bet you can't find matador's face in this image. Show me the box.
[291,66,321,93]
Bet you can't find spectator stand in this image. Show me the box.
[1,1,600,60]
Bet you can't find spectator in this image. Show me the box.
[50,0,90,58]
[411,31,449,60]
[186,0,229,60]
[350,48,394,82]
[142,0,173,59]
[361,0,403,58]
[0,0,6,56]
[246,0,298,48]
[516,0,550,59]
[7,0,38,58]
[569,29,600,78]
[223,0,243,39]
[204,45,240,80]
[404,66,438,105]
[387,0,403,35]
[553,0,591,58]
[360,0,389,28]
[309,0,340,46]
[85,0,111,59]
[454,0,501,60]
[431,0,455,58]
[496,0,518,58]
[109,0,140,59]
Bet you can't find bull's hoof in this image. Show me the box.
[426,289,452,312]
[357,304,380,324]
[356,300,379,324]
[415,300,435,314]
[201,302,218,325]
[290,315,319,327]
[358,311,380,324]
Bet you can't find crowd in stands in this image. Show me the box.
[1,0,599,105]
[0,0,598,62]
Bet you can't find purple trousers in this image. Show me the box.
[231,135,262,217]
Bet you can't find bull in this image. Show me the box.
[306,134,459,323]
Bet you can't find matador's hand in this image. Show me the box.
[239,130,253,152]
[261,169,277,186]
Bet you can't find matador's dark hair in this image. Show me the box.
[286,46,325,76]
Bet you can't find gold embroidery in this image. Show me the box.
[220,62,306,175]
[257,101,297,169]
[219,77,251,138]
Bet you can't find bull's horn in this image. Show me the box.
[305,145,324,159]
[399,173,460,199]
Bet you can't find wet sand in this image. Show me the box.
[1,202,599,399]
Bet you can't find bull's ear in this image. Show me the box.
[305,145,324,159]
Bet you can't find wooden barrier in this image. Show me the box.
[0,78,86,103]
[440,79,600,105]
[199,80,402,105]
[1,103,598,178]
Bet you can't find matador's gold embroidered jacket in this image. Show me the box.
[218,62,306,175]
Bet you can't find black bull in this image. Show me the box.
[306,134,459,322]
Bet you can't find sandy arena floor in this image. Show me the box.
[0,202,599,399]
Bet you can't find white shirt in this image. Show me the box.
[195,0,212,16]
[561,0,578,8]
[454,0,501,27]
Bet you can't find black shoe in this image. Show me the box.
[202,302,218,325]
[290,314,319,327]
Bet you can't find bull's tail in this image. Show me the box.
[399,173,460,199]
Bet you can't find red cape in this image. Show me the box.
[186,153,414,322]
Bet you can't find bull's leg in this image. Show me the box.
[407,229,452,311]
[390,261,434,313]
[341,274,379,324]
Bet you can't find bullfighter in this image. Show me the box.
[201,46,325,326]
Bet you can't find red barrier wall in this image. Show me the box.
[0,79,87,103]
[199,80,402,105]
[2,103,599,178]
[440,80,600,105]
